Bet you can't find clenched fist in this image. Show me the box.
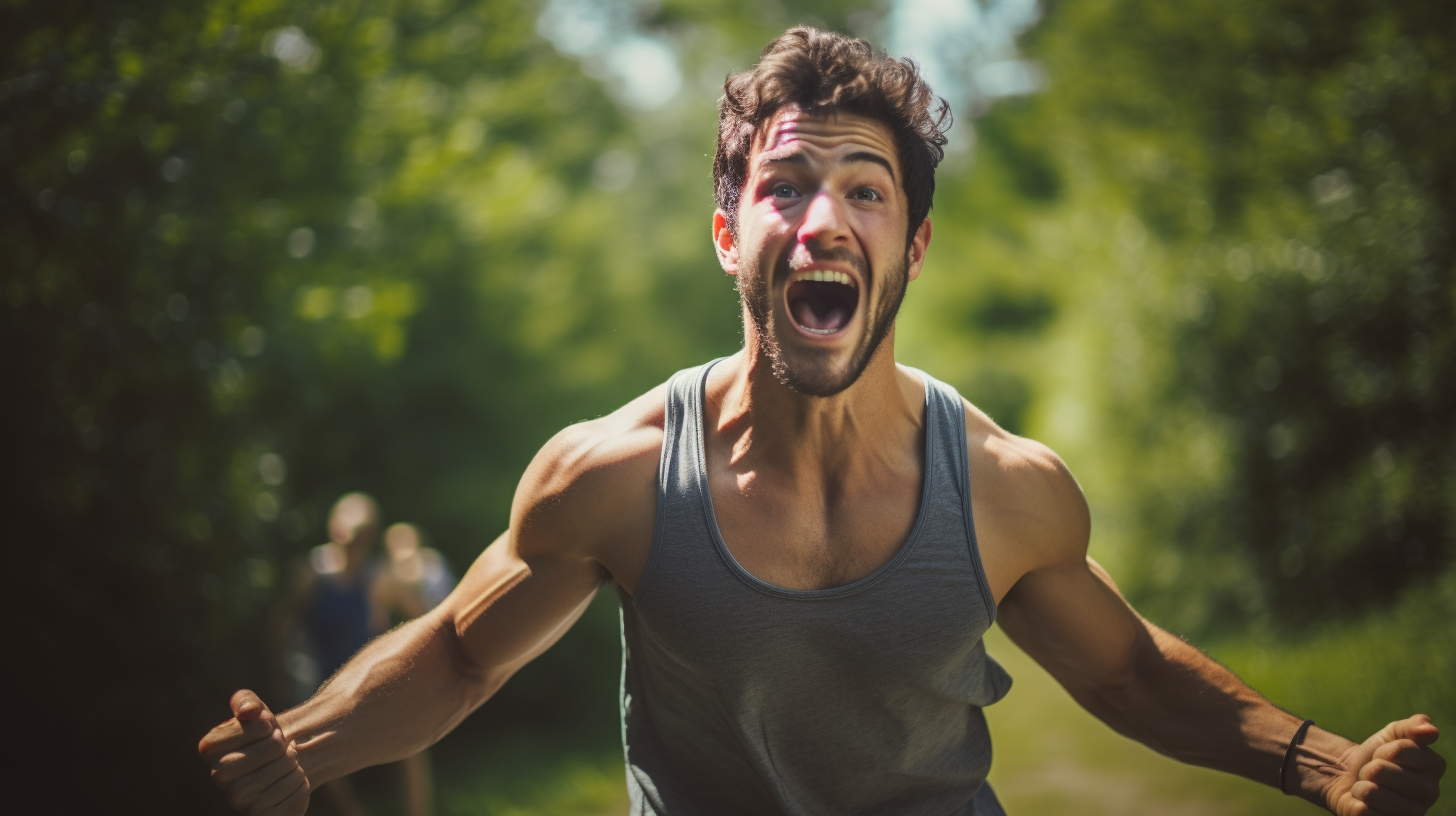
[199,690,310,815]
[1325,714,1445,816]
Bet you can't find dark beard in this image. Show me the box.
[736,249,908,397]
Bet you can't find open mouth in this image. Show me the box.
[786,270,859,335]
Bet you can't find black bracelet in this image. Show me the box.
[1280,719,1316,795]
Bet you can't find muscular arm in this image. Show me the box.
[278,529,603,785]
[201,410,661,812]
[986,437,1443,814]
[1000,555,1332,793]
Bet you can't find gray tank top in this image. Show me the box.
[619,360,1013,815]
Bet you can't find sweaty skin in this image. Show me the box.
[200,110,1445,816]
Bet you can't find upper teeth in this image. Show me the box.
[792,270,854,285]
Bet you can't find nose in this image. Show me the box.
[796,191,850,247]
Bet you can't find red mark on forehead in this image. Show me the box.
[763,108,805,150]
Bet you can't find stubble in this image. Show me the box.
[736,247,909,397]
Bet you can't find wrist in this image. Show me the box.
[277,704,338,786]
[1279,720,1315,794]
[1285,725,1359,810]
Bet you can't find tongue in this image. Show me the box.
[792,294,850,332]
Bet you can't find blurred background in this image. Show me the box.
[5,0,1453,813]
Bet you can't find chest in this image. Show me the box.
[627,445,1003,705]
[705,458,924,591]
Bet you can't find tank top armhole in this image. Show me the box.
[944,386,999,625]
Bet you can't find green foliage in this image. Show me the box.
[2,0,724,810]
[433,724,628,816]
[901,0,1456,636]
[1023,0,1456,634]
[1209,565,1456,755]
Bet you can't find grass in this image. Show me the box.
[433,726,629,816]
[985,565,1456,815]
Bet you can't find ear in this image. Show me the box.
[712,209,739,275]
[906,217,932,282]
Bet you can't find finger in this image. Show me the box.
[200,710,279,758]
[254,759,309,812]
[232,689,269,722]
[1373,740,1448,776]
[1344,797,1391,816]
[226,743,300,810]
[1358,759,1441,804]
[200,694,280,757]
[1387,715,1441,747]
[1352,781,1432,816]
[266,773,311,816]
[210,727,291,787]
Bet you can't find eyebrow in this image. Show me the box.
[762,150,896,181]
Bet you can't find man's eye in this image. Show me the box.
[853,188,883,202]
[771,183,800,198]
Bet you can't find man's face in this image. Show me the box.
[714,107,930,396]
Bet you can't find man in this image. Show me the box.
[381,522,456,613]
[199,28,1445,815]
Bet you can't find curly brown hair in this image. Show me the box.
[713,26,951,245]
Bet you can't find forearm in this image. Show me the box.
[1003,546,1440,812]
[1071,620,1357,808]
[277,608,501,785]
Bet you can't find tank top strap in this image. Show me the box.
[908,367,997,624]
[914,367,969,502]
[637,359,723,602]
[656,361,703,514]
[661,357,722,514]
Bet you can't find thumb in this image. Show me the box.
[1389,714,1440,747]
[230,689,270,723]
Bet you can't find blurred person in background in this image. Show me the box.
[201,28,1444,816]
[270,492,434,816]
[382,522,457,614]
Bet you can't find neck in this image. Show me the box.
[711,323,923,476]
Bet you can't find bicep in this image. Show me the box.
[978,436,1141,690]
[997,556,1145,693]
[431,417,652,683]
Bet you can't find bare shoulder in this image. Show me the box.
[962,398,1091,597]
[510,383,667,571]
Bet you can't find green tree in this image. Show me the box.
[2,0,725,809]
[895,0,1455,638]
